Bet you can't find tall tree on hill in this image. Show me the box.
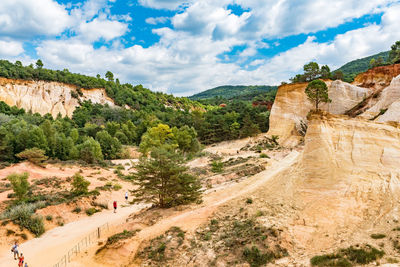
[303,62,320,81]
[305,79,331,110]
[389,41,400,64]
[131,145,201,208]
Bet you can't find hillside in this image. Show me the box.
[189,85,278,100]
[335,51,390,82]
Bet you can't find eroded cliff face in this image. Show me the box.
[0,77,115,117]
[267,80,371,146]
[289,113,400,250]
[353,63,400,90]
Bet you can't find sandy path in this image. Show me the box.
[0,203,148,267]
[76,151,301,266]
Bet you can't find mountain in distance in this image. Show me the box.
[189,85,278,100]
[335,51,390,82]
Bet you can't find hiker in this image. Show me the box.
[18,253,24,267]
[24,263,28,267]
[113,200,117,213]
[125,191,128,202]
[11,241,19,260]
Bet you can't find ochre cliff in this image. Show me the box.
[267,80,371,146]
[352,63,400,90]
[0,77,114,117]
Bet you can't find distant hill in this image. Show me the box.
[189,85,278,100]
[335,51,390,82]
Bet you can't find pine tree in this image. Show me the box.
[131,145,201,208]
[305,79,331,110]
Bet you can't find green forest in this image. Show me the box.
[190,85,278,100]
[0,60,272,164]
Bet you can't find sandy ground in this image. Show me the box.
[0,202,149,267]
[72,151,301,267]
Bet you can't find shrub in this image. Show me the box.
[310,254,351,267]
[71,173,90,195]
[45,215,53,221]
[211,160,223,173]
[113,183,122,191]
[243,246,275,267]
[106,230,137,245]
[246,198,253,204]
[259,153,269,158]
[86,207,99,216]
[72,207,81,213]
[7,172,30,201]
[340,245,384,264]
[16,147,48,167]
[370,233,386,239]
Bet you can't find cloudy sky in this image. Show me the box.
[1,0,400,96]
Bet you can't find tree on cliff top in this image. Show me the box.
[305,79,331,110]
[389,41,400,64]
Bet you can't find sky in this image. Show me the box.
[0,0,400,96]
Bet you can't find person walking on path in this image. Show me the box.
[11,242,19,260]
[125,191,128,202]
[113,200,117,213]
[18,253,24,267]
[24,263,28,267]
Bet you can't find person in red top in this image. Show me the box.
[18,253,24,267]
[113,201,117,213]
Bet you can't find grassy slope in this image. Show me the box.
[189,85,278,100]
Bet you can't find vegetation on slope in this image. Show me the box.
[334,51,390,82]
[189,85,277,100]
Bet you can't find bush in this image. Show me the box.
[16,147,48,167]
[310,254,351,267]
[370,233,386,239]
[86,207,99,216]
[106,230,137,245]
[113,183,122,191]
[243,246,275,267]
[7,172,30,200]
[72,207,81,213]
[211,160,223,173]
[0,202,46,237]
[71,173,90,195]
[246,198,253,204]
[45,215,53,221]
[259,153,269,158]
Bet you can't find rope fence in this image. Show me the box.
[52,222,110,267]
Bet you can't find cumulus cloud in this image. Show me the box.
[0,39,24,57]
[138,0,193,10]
[78,17,128,42]
[0,0,70,39]
[145,16,169,25]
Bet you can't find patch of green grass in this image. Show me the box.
[107,229,138,245]
[310,254,352,267]
[243,246,276,267]
[259,153,269,158]
[370,233,386,239]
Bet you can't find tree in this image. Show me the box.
[35,59,43,69]
[305,79,331,110]
[240,114,261,138]
[77,137,103,163]
[389,41,400,64]
[131,145,201,208]
[320,65,331,79]
[7,172,30,201]
[303,62,320,81]
[139,124,175,154]
[332,70,344,81]
[71,172,90,195]
[105,71,114,81]
[172,125,200,154]
[16,147,48,167]
[95,130,122,159]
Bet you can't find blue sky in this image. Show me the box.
[0,0,400,96]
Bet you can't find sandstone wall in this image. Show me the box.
[267,80,371,146]
[353,63,400,90]
[0,78,114,117]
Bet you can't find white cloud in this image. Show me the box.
[138,0,193,10]
[145,16,169,25]
[0,39,24,57]
[78,17,128,42]
[0,0,70,39]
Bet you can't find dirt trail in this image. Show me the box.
[0,203,148,267]
[77,150,301,267]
